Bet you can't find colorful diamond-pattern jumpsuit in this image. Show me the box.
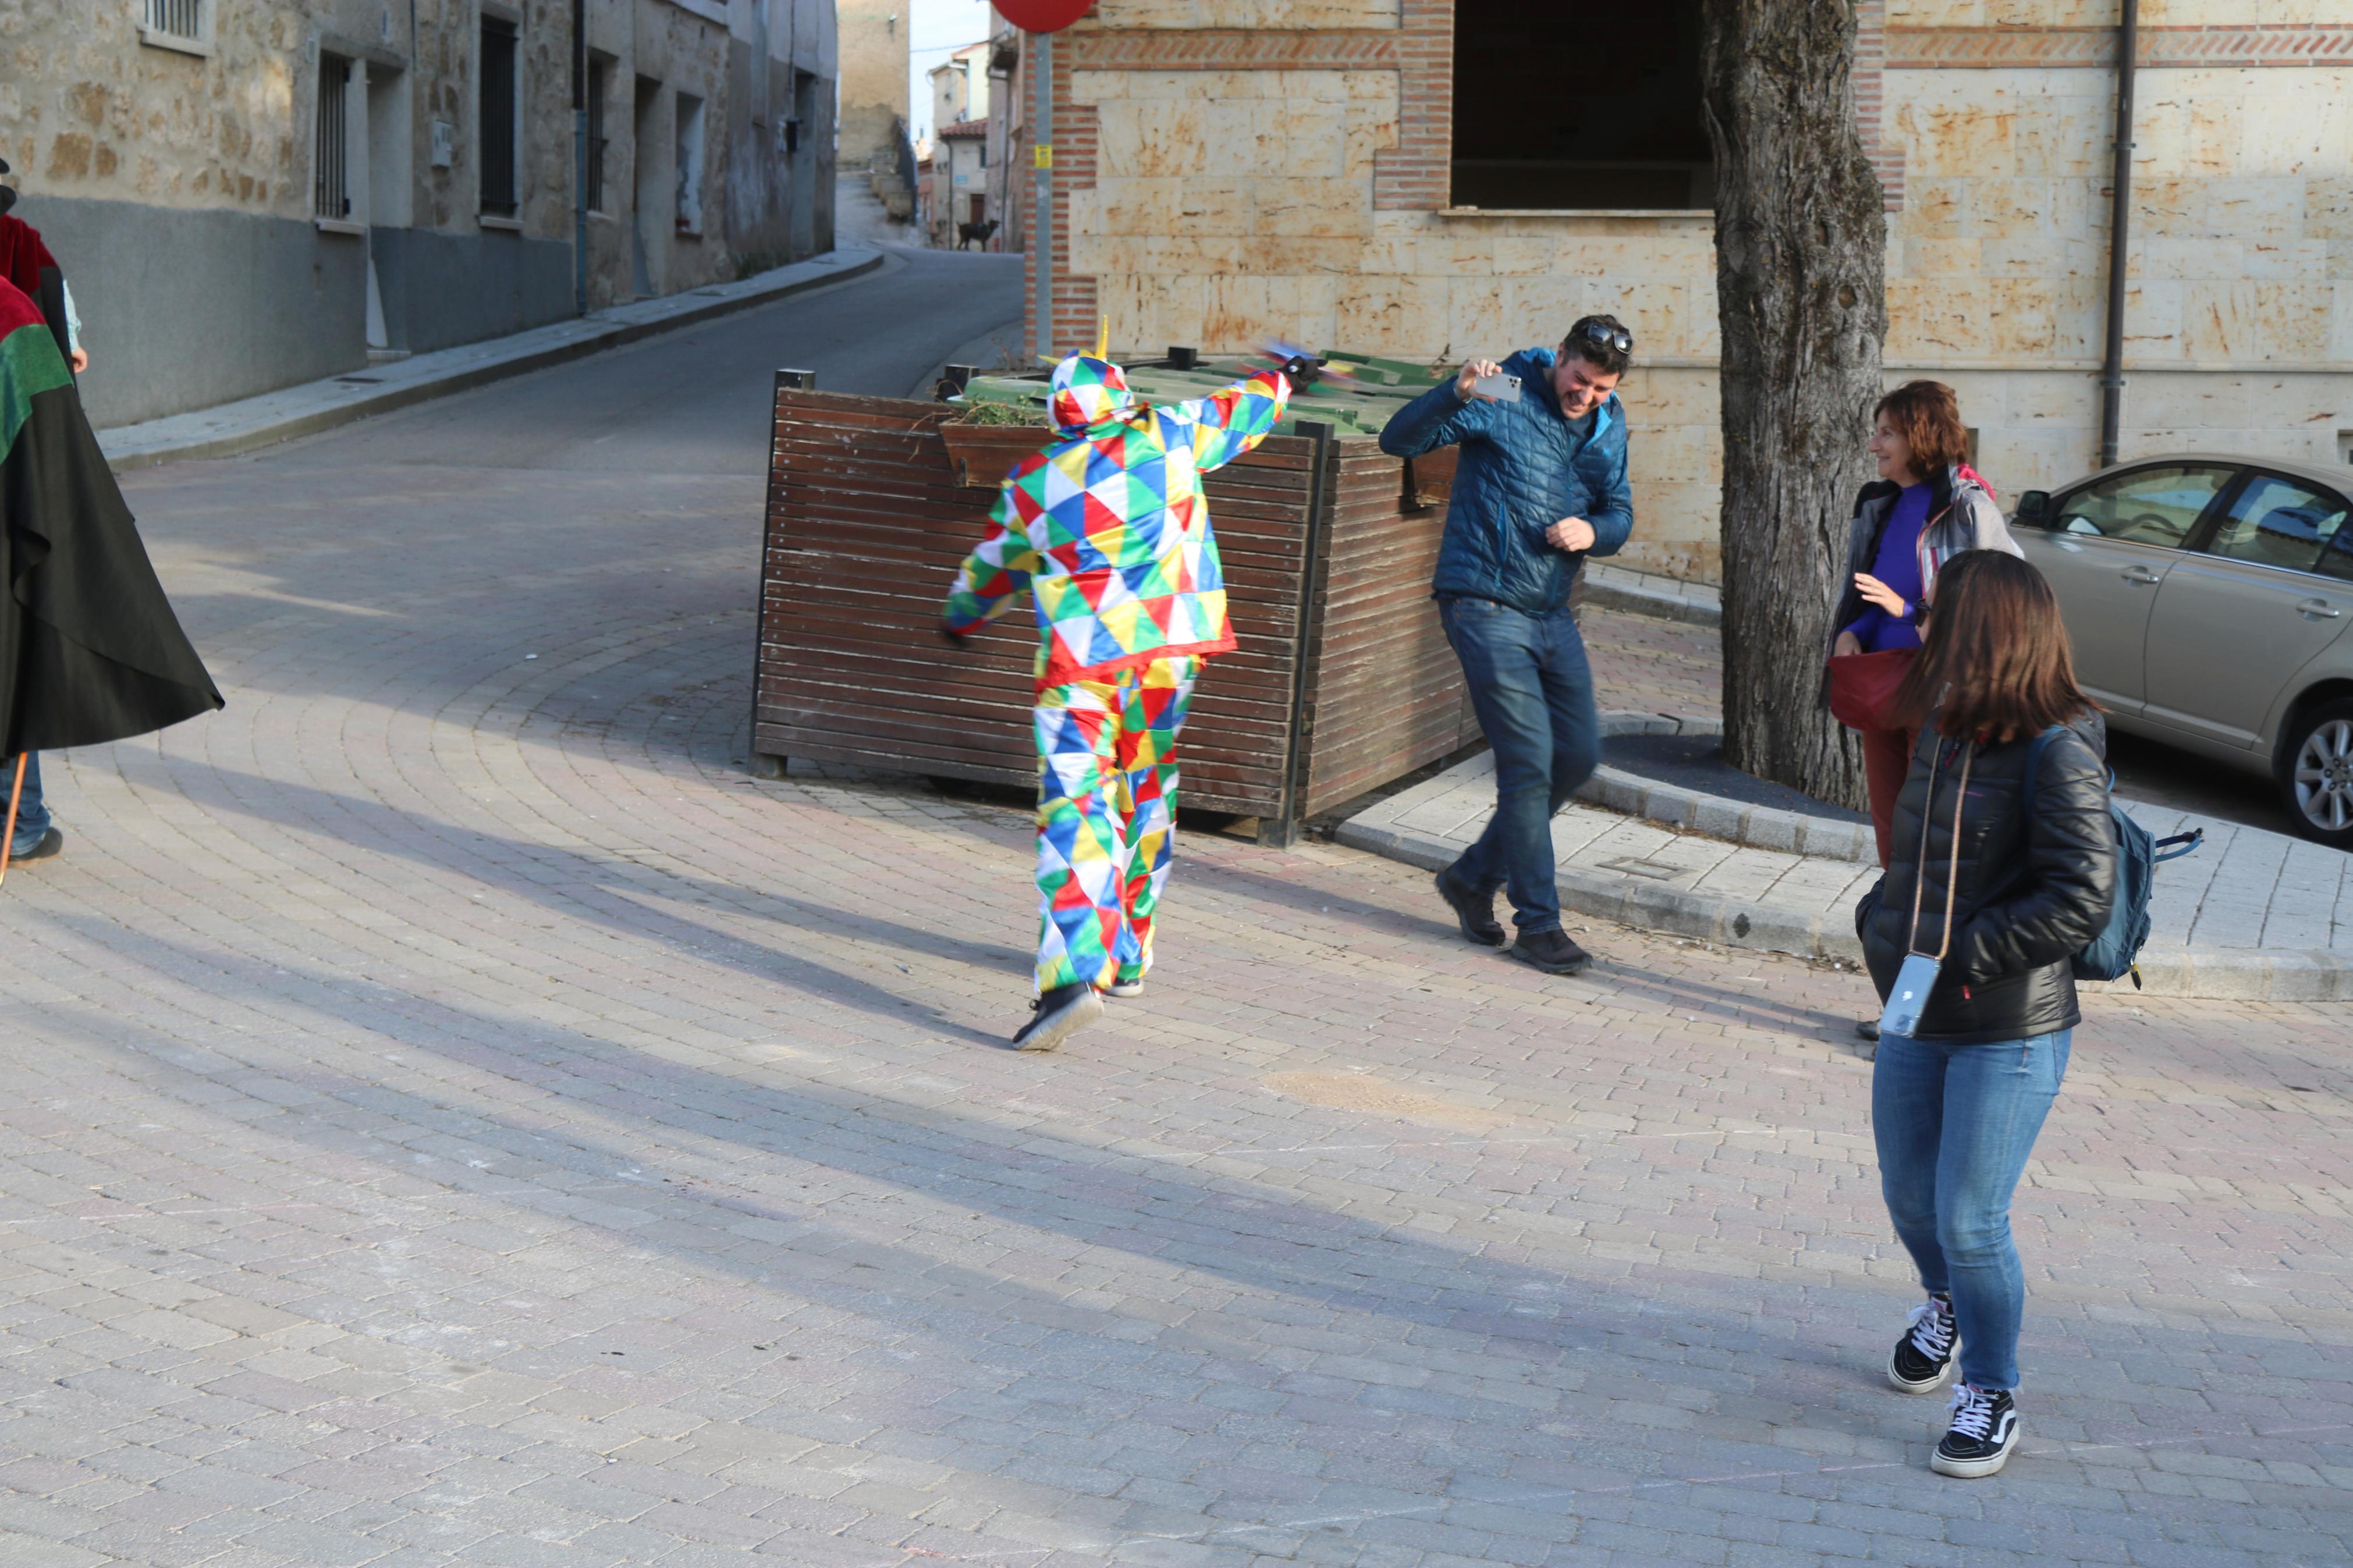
[1033,656,1198,993]
[943,355,1292,1000]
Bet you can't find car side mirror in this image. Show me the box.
[2014,490,2053,527]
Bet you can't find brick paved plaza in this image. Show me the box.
[2,265,2349,1566]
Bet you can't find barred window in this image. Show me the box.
[315,54,352,220]
[145,0,203,40]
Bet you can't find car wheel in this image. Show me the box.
[2279,699,2353,848]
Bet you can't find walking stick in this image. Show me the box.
[0,753,24,888]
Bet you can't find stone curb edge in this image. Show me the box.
[1585,711,1879,863]
[1332,815,2353,1003]
[101,251,888,472]
[1584,564,1723,627]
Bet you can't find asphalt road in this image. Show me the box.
[283,245,1025,477]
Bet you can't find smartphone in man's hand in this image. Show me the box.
[1471,372,1522,403]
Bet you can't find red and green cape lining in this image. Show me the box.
[0,287,73,467]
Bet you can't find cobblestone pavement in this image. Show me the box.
[2,270,2350,1567]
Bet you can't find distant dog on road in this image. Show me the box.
[956,219,999,251]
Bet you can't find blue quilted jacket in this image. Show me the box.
[1378,347,1633,614]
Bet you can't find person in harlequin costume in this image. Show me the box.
[942,351,1292,1051]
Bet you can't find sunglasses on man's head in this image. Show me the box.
[1571,322,1633,355]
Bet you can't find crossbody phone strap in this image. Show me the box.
[1905,739,1974,961]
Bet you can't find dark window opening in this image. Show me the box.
[315,54,351,219]
[480,17,519,216]
[587,55,612,212]
[1450,0,1712,211]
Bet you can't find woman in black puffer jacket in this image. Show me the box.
[1855,551,2118,1481]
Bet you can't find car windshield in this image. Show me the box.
[2052,464,2235,548]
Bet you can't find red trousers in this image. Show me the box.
[1861,726,1917,870]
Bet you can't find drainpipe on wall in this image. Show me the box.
[1032,30,1053,361]
[572,0,589,317]
[2097,0,2138,469]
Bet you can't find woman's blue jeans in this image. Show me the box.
[1872,1028,2071,1391]
[1438,596,1600,934]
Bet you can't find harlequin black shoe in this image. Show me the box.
[1010,983,1102,1051]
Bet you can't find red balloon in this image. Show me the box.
[995,0,1093,31]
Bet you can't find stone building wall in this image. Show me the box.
[0,0,831,428]
[1028,0,2353,584]
[836,0,908,172]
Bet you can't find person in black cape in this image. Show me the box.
[0,159,73,371]
[0,272,221,865]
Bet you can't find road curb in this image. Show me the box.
[100,250,887,472]
[1584,564,1723,626]
[1335,815,1864,965]
[1337,721,2353,1001]
[1582,712,1880,863]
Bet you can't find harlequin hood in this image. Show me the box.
[1049,354,1135,435]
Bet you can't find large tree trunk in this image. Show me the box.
[1701,0,1887,808]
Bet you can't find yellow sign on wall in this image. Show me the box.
[1032,144,1053,170]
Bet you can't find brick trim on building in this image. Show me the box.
[1372,0,1448,213]
[1855,0,1901,212]
[1060,29,1400,71]
[1887,24,2353,69]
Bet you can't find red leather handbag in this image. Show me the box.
[1826,647,1918,734]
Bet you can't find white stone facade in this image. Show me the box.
[1025,0,2353,583]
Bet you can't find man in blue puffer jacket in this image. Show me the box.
[1379,316,1635,975]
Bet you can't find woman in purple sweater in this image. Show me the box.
[1830,382,2022,872]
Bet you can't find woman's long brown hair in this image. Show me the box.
[1895,552,2100,741]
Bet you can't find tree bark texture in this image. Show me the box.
[1701,0,1887,809]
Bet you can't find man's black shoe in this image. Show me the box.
[1857,1018,1881,1043]
[1889,1296,1957,1394]
[1010,983,1102,1052]
[8,828,61,865]
[1932,1385,2020,1478]
[1434,867,1506,947]
[1510,927,1590,975]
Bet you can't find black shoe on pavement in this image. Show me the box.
[1434,867,1507,948]
[1857,1018,1881,1042]
[1510,927,1591,975]
[1889,1296,1957,1394]
[1010,983,1103,1052]
[8,828,61,865]
[1932,1385,2020,1478]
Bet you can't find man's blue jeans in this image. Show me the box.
[1438,597,1600,934]
[6,753,48,858]
[1872,1028,2071,1391]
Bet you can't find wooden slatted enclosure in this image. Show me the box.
[754,375,1479,842]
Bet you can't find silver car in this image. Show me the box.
[2013,454,2353,848]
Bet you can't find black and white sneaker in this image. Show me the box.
[1888,1296,1957,1393]
[1010,983,1103,1052]
[1931,1384,2020,1478]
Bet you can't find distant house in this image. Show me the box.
[933,122,994,247]
[1018,1,2353,584]
[925,41,998,249]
